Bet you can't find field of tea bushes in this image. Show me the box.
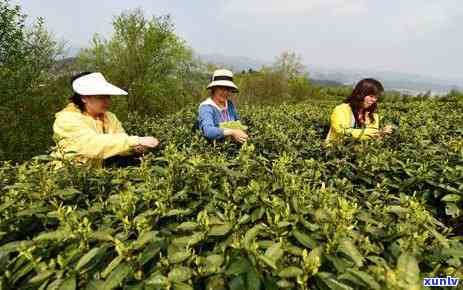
[0,99,462,290]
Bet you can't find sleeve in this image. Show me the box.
[330,107,379,140]
[198,105,225,140]
[229,101,240,120]
[368,113,380,130]
[53,113,140,160]
[108,113,135,156]
[111,114,127,134]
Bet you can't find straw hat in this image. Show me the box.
[207,69,239,92]
[72,72,128,96]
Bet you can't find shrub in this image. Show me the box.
[0,99,461,289]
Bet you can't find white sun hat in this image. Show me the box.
[72,72,128,96]
[207,69,239,91]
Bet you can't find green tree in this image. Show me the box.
[79,9,207,115]
[272,50,306,80]
[0,0,26,96]
[236,51,313,104]
[288,76,312,102]
[0,0,66,161]
[273,50,312,102]
[445,89,463,102]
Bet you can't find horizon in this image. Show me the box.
[62,48,463,92]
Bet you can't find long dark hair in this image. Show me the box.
[69,72,92,112]
[345,78,384,126]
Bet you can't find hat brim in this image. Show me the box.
[73,79,128,96]
[207,80,239,92]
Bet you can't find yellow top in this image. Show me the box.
[51,103,139,167]
[326,103,379,142]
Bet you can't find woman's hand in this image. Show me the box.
[381,125,393,135]
[133,145,147,155]
[231,129,249,144]
[139,137,160,148]
[372,125,393,138]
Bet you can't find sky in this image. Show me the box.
[12,0,463,82]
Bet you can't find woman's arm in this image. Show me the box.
[367,113,380,129]
[330,107,379,140]
[228,101,240,120]
[53,114,140,159]
[107,112,138,156]
[109,113,127,134]
[198,106,226,140]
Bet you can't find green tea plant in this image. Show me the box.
[0,98,462,290]
[219,121,248,131]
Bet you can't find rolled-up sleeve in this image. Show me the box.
[198,106,225,140]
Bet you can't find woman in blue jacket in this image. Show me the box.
[197,69,249,143]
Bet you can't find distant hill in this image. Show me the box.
[307,66,462,95]
[197,53,267,72]
[310,79,345,87]
[65,47,83,58]
[64,49,462,95]
[198,53,463,95]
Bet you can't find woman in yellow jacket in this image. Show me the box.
[326,78,393,142]
[52,72,159,167]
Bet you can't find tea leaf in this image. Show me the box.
[35,230,70,241]
[102,263,132,290]
[208,224,233,237]
[172,232,204,247]
[278,266,303,278]
[0,240,35,254]
[317,272,354,290]
[226,257,251,276]
[75,247,106,271]
[168,266,193,283]
[58,276,76,290]
[246,267,261,290]
[396,253,420,289]
[292,229,317,249]
[101,255,124,279]
[338,239,364,267]
[341,269,380,290]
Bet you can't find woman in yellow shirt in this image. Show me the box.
[326,78,393,142]
[52,72,160,167]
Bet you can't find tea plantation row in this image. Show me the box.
[0,99,462,289]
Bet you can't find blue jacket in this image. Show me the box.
[197,98,240,140]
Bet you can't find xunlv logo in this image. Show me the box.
[423,276,459,287]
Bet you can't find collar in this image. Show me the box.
[199,98,228,111]
[62,103,108,121]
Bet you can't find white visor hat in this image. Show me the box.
[72,72,128,96]
[207,69,239,92]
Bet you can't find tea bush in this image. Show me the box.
[0,99,462,290]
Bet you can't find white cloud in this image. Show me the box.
[222,0,367,17]
[405,4,449,32]
[332,1,366,16]
[399,1,462,34]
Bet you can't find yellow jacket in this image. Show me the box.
[51,103,139,167]
[326,103,379,142]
